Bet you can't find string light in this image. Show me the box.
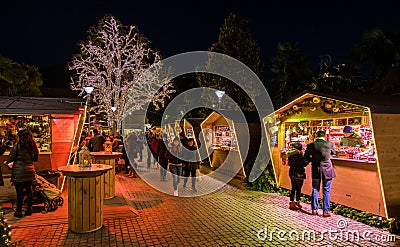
[69,15,175,131]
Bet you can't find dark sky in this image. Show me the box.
[1,0,399,71]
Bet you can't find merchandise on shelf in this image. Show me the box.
[280,118,376,163]
[0,115,52,152]
[213,126,238,151]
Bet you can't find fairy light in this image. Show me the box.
[69,16,174,131]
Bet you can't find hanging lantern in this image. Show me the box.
[310,106,317,112]
[332,106,339,113]
[293,105,299,111]
[313,97,321,104]
[79,146,92,167]
[324,101,333,109]
[104,138,113,153]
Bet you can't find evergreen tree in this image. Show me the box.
[197,13,264,112]
[270,42,313,107]
[351,28,400,92]
[0,56,43,96]
[311,55,366,94]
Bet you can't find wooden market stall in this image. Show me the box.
[201,111,261,180]
[0,96,85,188]
[264,91,400,218]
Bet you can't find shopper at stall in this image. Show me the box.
[6,129,38,217]
[86,129,105,152]
[340,126,365,148]
[166,136,183,196]
[182,138,199,192]
[157,133,169,181]
[287,142,306,210]
[304,130,336,217]
[0,139,6,186]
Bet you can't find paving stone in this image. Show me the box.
[3,156,400,246]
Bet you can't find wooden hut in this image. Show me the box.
[264,91,400,218]
[0,96,85,188]
[201,111,261,180]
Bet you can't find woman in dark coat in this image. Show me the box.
[182,138,199,192]
[165,136,183,196]
[287,142,306,210]
[7,129,38,217]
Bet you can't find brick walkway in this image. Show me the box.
[3,161,400,246]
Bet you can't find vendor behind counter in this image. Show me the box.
[340,125,365,148]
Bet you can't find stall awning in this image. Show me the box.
[0,96,83,115]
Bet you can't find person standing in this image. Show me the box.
[6,129,38,217]
[287,142,306,210]
[304,130,336,217]
[0,138,6,186]
[86,129,105,152]
[182,138,199,192]
[157,133,169,181]
[340,125,365,147]
[165,137,183,196]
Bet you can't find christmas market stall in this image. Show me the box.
[0,96,85,188]
[201,111,261,180]
[264,91,400,218]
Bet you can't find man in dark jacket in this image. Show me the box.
[304,130,336,217]
[157,134,169,181]
[87,129,105,152]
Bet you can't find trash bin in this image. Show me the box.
[36,170,62,188]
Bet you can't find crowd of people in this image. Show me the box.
[79,128,200,196]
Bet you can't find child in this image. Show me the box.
[287,142,306,210]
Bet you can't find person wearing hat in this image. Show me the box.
[287,142,307,210]
[340,126,365,148]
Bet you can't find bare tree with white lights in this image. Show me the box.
[69,15,173,132]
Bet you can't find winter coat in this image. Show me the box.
[183,144,199,168]
[340,132,365,147]
[87,134,105,152]
[287,149,306,179]
[304,138,336,180]
[165,145,183,165]
[7,143,37,183]
[157,140,169,165]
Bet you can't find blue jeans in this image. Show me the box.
[169,164,182,190]
[311,178,332,213]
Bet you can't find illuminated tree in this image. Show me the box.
[69,15,173,131]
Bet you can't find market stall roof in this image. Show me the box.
[273,90,400,115]
[202,110,266,124]
[0,96,84,114]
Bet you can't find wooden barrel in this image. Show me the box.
[91,152,122,199]
[68,175,104,233]
[58,164,112,233]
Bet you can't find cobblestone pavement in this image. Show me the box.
[4,159,400,246]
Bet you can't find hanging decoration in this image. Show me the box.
[332,106,340,113]
[312,96,321,104]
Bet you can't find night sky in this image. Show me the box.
[1,0,400,87]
